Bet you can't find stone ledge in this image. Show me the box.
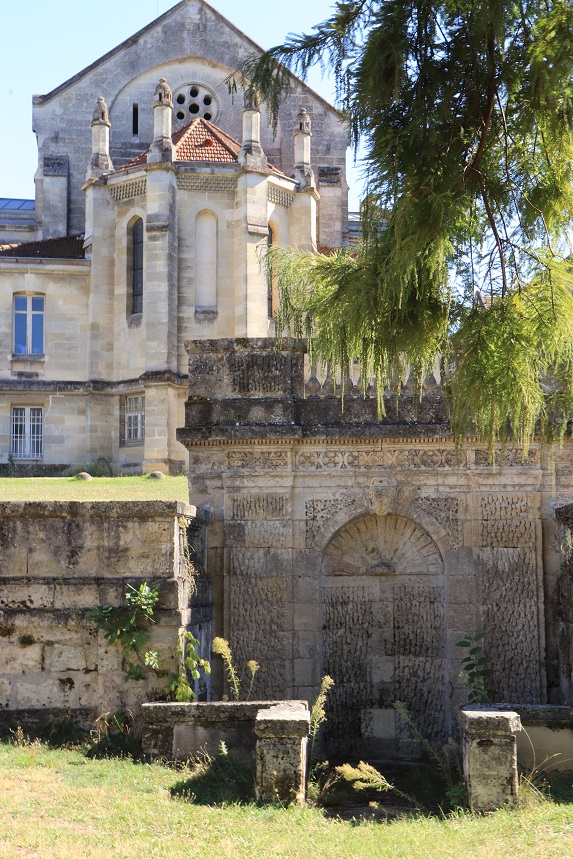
[142,700,307,725]
[460,707,522,736]
[0,500,197,519]
[255,703,310,738]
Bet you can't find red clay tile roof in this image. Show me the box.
[0,236,85,259]
[174,117,241,162]
[120,117,284,174]
[121,117,239,168]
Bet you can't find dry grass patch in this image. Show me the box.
[0,476,188,503]
[1,742,573,859]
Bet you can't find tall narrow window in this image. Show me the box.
[11,407,44,460]
[195,211,217,311]
[267,225,279,319]
[267,226,274,318]
[132,103,139,136]
[13,295,44,355]
[128,218,144,316]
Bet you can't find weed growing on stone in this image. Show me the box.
[164,631,211,702]
[309,675,334,763]
[89,582,210,701]
[456,632,493,704]
[393,701,466,808]
[211,637,259,700]
[89,582,160,681]
[170,742,255,804]
[86,709,143,759]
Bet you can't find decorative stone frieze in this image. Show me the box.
[109,178,146,201]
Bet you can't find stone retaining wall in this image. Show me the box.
[0,500,200,726]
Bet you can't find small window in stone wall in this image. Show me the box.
[267,225,279,319]
[172,83,220,127]
[13,294,44,355]
[120,395,145,446]
[11,407,43,460]
[126,218,144,318]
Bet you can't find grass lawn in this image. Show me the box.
[1,741,573,859]
[0,475,189,503]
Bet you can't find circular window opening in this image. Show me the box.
[172,83,220,127]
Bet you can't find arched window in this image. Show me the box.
[195,210,217,311]
[127,217,144,317]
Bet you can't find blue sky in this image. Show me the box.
[0,0,365,208]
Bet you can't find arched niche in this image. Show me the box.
[195,210,217,311]
[320,512,447,757]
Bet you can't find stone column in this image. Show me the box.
[255,703,310,805]
[460,707,522,812]
[86,97,114,181]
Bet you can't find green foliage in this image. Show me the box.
[211,637,259,700]
[393,701,463,796]
[170,744,255,805]
[309,675,334,762]
[164,632,211,703]
[86,709,142,760]
[456,631,493,704]
[89,583,210,701]
[242,1,573,453]
[88,582,159,680]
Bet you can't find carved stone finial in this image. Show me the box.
[244,86,260,111]
[154,77,173,108]
[295,108,311,135]
[92,96,110,127]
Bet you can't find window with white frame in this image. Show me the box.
[125,395,145,444]
[13,295,44,355]
[11,407,44,460]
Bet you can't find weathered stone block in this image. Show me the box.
[255,703,310,804]
[460,707,522,812]
[2,643,44,674]
[0,678,11,708]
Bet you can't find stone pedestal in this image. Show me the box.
[460,707,522,812]
[255,703,310,805]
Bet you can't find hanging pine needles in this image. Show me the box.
[239,0,573,451]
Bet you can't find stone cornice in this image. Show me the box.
[0,372,187,393]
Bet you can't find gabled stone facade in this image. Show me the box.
[31,0,347,248]
[0,1,343,474]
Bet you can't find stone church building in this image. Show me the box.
[1,0,573,757]
[0,0,346,475]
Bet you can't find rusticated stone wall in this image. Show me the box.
[0,500,200,726]
[178,339,568,759]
